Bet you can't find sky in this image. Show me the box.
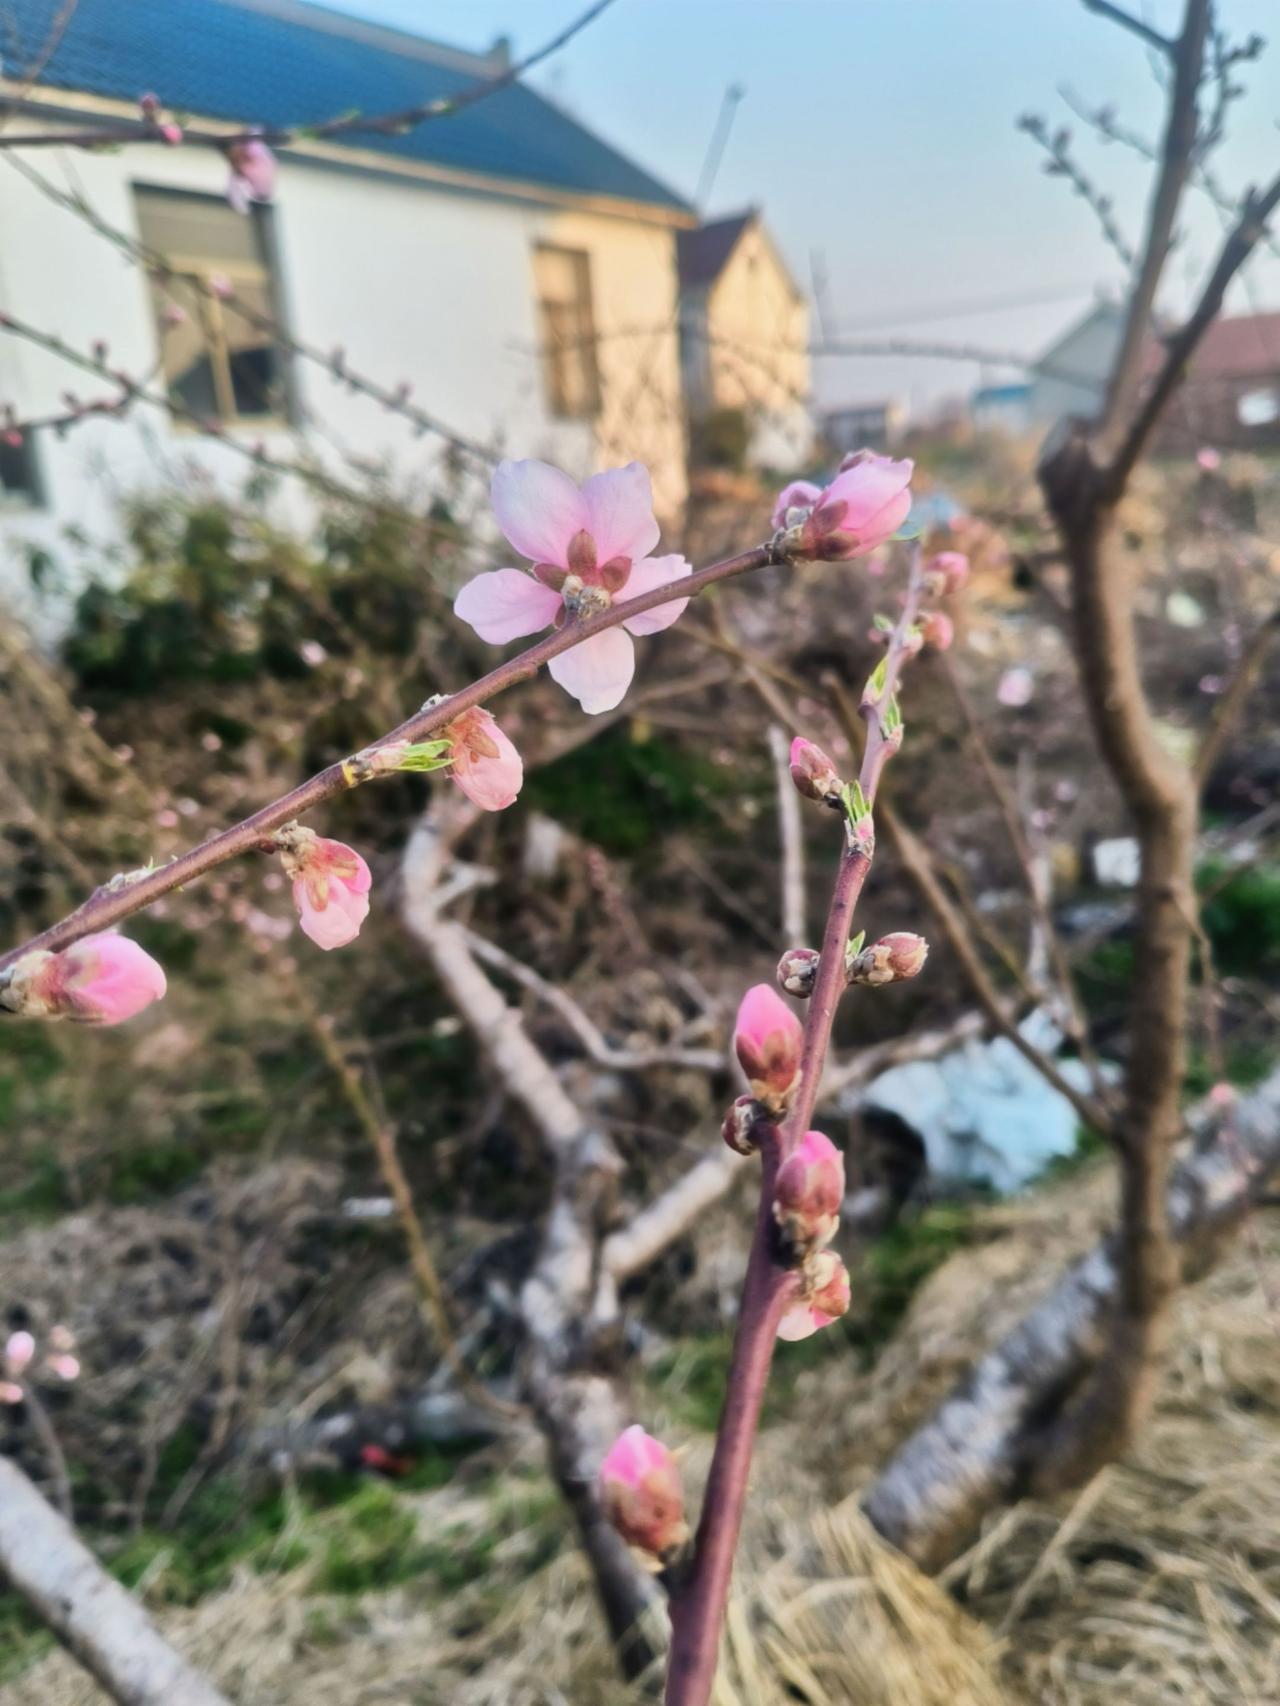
[338,0,1279,412]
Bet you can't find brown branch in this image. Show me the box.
[664,549,929,1706]
[0,540,778,978]
[1109,169,1280,488]
[1194,604,1280,788]
[400,804,664,1674]
[863,1066,1280,1569]
[1097,0,1211,459]
[0,1454,230,1705]
[1081,0,1176,55]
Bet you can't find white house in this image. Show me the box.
[0,0,694,627]
[1027,300,1126,429]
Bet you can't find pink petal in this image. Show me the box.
[621,554,692,636]
[454,569,562,645]
[581,464,661,565]
[491,459,589,567]
[451,713,524,812]
[548,628,635,713]
[825,455,914,527]
[771,480,822,529]
[777,1301,821,1342]
[293,876,369,950]
[4,1331,35,1375]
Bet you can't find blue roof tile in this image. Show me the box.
[2,0,689,213]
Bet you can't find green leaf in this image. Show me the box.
[389,739,453,773]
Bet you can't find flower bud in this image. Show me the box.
[846,931,929,988]
[796,454,914,562]
[721,1094,767,1156]
[599,1426,688,1561]
[447,707,524,812]
[920,610,954,651]
[734,984,804,1108]
[777,1250,852,1342]
[927,550,969,595]
[3,934,167,1025]
[777,946,820,998]
[274,825,372,950]
[4,1331,35,1376]
[773,1131,844,1253]
[789,737,843,807]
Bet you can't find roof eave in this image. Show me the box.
[1,82,697,227]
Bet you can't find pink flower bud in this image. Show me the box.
[927,551,969,595]
[160,123,183,146]
[5,934,167,1025]
[599,1425,688,1559]
[0,1382,22,1405]
[777,946,820,998]
[721,1094,766,1156]
[48,1325,75,1353]
[773,1130,844,1251]
[208,273,233,300]
[734,983,804,1107]
[920,611,954,652]
[770,479,822,530]
[160,302,187,329]
[447,707,524,812]
[4,1331,35,1376]
[139,92,160,119]
[778,1250,852,1341]
[226,137,277,213]
[275,827,372,950]
[1196,446,1221,472]
[789,737,843,807]
[847,931,929,988]
[45,1353,80,1383]
[798,452,913,562]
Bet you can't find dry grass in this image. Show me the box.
[9,1158,1279,1705]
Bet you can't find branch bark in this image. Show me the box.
[0,1455,230,1706]
[862,1067,1280,1569]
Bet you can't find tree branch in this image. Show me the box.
[1081,0,1176,56]
[0,540,778,978]
[0,1455,230,1706]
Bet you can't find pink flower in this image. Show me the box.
[734,983,804,1106]
[5,934,167,1025]
[794,451,914,562]
[997,666,1035,708]
[599,1425,688,1558]
[227,137,276,214]
[778,1250,852,1342]
[160,303,187,329]
[276,829,372,950]
[4,1332,34,1376]
[1197,446,1221,472]
[454,459,691,714]
[0,1382,21,1405]
[446,707,523,811]
[160,123,183,146]
[770,479,822,529]
[774,1130,845,1251]
[927,551,969,595]
[45,1353,80,1382]
[920,611,954,651]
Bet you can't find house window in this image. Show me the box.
[533,245,601,419]
[1237,387,1280,428]
[0,432,40,509]
[135,186,288,426]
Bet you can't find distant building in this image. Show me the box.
[822,399,907,454]
[676,209,811,469]
[1144,310,1280,455]
[971,381,1031,437]
[1028,300,1126,428]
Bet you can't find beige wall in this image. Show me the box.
[705,224,810,449]
[536,207,689,523]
